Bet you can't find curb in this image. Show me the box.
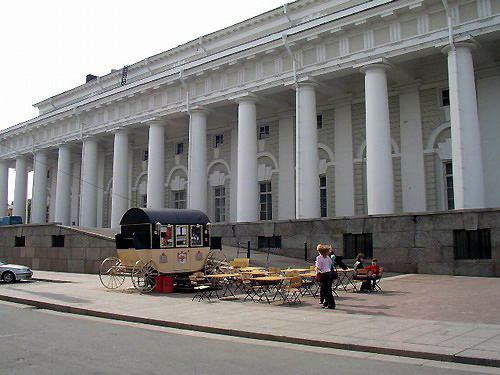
[0,293,498,368]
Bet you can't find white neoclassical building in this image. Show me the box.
[1,0,499,228]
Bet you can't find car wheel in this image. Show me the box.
[2,271,15,283]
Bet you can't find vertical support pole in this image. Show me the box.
[304,242,308,261]
[247,241,251,259]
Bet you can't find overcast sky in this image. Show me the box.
[0,0,287,130]
[0,0,286,203]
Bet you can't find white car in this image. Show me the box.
[0,259,33,283]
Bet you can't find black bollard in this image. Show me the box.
[247,241,251,259]
[304,242,308,261]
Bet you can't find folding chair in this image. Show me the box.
[279,277,302,304]
[189,275,213,301]
[373,267,384,291]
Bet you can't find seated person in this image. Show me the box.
[334,255,348,270]
[364,259,382,291]
[353,253,371,292]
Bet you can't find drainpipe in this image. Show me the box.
[283,3,293,27]
[179,69,190,113]
[283,33,302,217]
[144,58,153,75]
[96,76,104,90]
[198,36,208,55]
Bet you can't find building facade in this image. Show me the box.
[1,0,499,229]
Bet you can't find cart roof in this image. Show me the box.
[120,208,210,226]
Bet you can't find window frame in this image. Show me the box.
[174,191,186,209]
[454,229,491,260]
[213,134,224,148]
[320,175,327,218]
[175,142,184,155]
[439,88,450,107]
[214,186,226,223]
[259,182,272,221]
[444,161,454,210]
[317,113,323,130]
[258,125,270,140]
[175,225,189,247]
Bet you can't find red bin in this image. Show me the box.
[163,276,174,293]
[155,276,164,293]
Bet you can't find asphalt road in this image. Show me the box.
[0,301,496,375]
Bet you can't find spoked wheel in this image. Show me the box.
[131,260,157,293]
[99,257,125,289]
[204,250,228,275]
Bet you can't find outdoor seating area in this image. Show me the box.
[187,258,378,305]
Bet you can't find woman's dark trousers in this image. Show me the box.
[319,271,335,308]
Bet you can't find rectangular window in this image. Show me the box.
[259,182,272,221]
[440,88,450,107]
[258,125,269,140]
[190,225,202,247]
[213,134,224,148]
[14,236,25,247]
[320,175,327,218]
[445,162,454,210]
[175,225,188,247]
[175,142,184,155]
[214,187,226,223]
[141,195,147,208]
[160,224,173,248]
[174,191,186,209]
[454,229,491,260]
[143,150,149,161]
[258,236,282,249]
[317,113,323,130]
[52,235,65,247]
[343,233,373,259]
[47,170,50,179]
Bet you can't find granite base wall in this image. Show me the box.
[0,224,116,275]
[211,209,500,277]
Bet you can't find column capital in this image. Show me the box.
[296,76,320,89]
[188,106,209,116]
[82,135,100,144]
[234,92,260,104]
[109,127,130,135]
[356,57,393,74]
[441,41,477,55]
[142,118,165,127]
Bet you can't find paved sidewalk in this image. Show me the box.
[1,270,500,368]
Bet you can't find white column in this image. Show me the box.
[360,63,395,215]
[334,101,355,217]
[236,97,258,222]
[55,145,72,225]
[80,138,98,227]
[0,161,8,216]
[400,88,426,212]
[278,115,295,220]
[13,157,27,221]
[230,126,238,222]
[48,167,57,222]
[70,158,81,225]
[443,43,485,209]
[187,109,208,213]
[96,151,105,227]
[146,121,165,208]
[296,82,320,219]
[111,130,129,228]
[477,75,500,208]
[31,151,48,223]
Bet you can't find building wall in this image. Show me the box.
[211,208,500,277]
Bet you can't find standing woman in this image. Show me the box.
[316,244,335,309]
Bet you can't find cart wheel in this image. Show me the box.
[204,250,228,275]
[99,257,125,289]
[132,260,157,293]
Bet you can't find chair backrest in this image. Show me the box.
[355,269,368,277]
[288,276,302,288]
[268,267,281,274]
[231,258,250,268]
[285,270,300,277]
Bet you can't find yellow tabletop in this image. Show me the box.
[336,268,355,273]
[204,273,240,278]
[284,268,311,273]
[239,267,265,271]
[301,272,317,278]
[252,276,286,281]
